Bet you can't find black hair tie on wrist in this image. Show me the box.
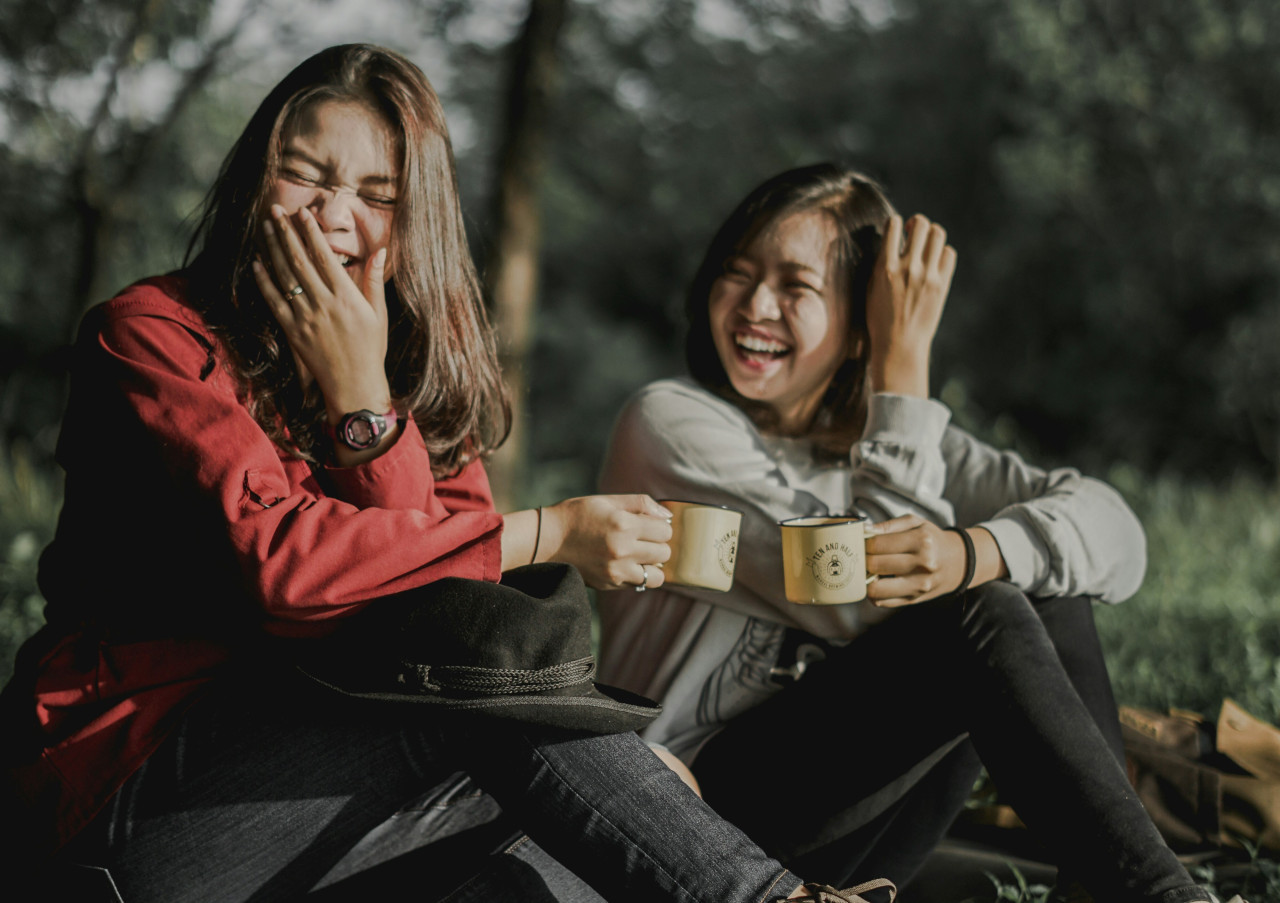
[945,526,976,596]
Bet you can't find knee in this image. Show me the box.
[958,581,1042,645]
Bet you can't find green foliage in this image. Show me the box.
[1097,468,1280,724]
[0,444,61,687]
[983,864,1051,903]
[1183,837,1280,903]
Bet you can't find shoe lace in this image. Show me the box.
[797,878,897,903]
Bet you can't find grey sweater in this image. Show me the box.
[596,377,1146,760]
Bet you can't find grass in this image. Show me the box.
[1098,465,1280,725]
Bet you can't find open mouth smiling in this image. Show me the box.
[734,331,791,360]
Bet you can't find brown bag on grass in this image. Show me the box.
[1121,699,1280,852]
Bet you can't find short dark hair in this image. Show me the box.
[187,44,509,475]
[685,163,896,458]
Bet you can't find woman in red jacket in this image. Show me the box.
[0,44,875,903]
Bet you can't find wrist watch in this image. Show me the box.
[329,409,398,451]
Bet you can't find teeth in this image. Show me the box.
[336,254,352,265]
[736,334,788,354]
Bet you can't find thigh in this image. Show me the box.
[65,669,484,903]
[693,602,973,859]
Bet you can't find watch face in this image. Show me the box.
[339,410,385,450]
[348,418,376,446]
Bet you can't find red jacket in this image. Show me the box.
[1,275,504,856]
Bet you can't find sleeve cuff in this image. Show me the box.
[324,417,434,510]
[860,394,953,445]
[980,515,1050,591]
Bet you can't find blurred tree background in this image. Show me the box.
[3,0,1280,725]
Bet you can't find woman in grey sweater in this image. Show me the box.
[597,164,1216,903]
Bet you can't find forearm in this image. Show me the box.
[967,525,1010,588]
[502,507,553,571]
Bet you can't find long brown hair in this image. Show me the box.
[185,44,509,476]
[685,163,896,459]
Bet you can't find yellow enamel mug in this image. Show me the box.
[780,515,873,605]
[658,500,743,592]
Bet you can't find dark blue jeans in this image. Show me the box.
[59,665,799,903]
[693,582,1209,903]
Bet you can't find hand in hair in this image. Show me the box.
[865,213,957,398]
[253,204,394,458]
[863,514,1007,608]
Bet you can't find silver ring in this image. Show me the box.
[634,565,649,592]
[287,284,305,298]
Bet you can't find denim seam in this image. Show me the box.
[504,834,533,856]
[757,868,800,903]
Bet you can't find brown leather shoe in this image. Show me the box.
[791,878,896,902]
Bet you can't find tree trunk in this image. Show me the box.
[483,0,569,512]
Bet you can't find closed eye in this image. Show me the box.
[359,192,397,208]
[283,168,322,186]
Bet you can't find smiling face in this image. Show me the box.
[708,209,851,435]
[266,99,400,288]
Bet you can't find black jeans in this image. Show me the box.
[694,582,1206,903]
[56,666,797,903]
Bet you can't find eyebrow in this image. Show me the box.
[779,261,823,276]
[281,148,397,187]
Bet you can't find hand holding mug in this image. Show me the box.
[864,514,971,608]
[540,495,673,591]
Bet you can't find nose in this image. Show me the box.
[308,185,357,232]
[741,281,781,321]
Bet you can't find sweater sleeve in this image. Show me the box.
[849,393,957,524]
[92,295,503,624]
[939,428,1146,603]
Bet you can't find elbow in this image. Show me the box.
[1100,505,1148,604]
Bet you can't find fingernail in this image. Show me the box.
[374,248,387,267]
[262,220,274,236]
[298,207,312,221]
[271,204,286,219]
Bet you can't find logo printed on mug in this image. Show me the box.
[714,528,739,578]
[806,541,857,590]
